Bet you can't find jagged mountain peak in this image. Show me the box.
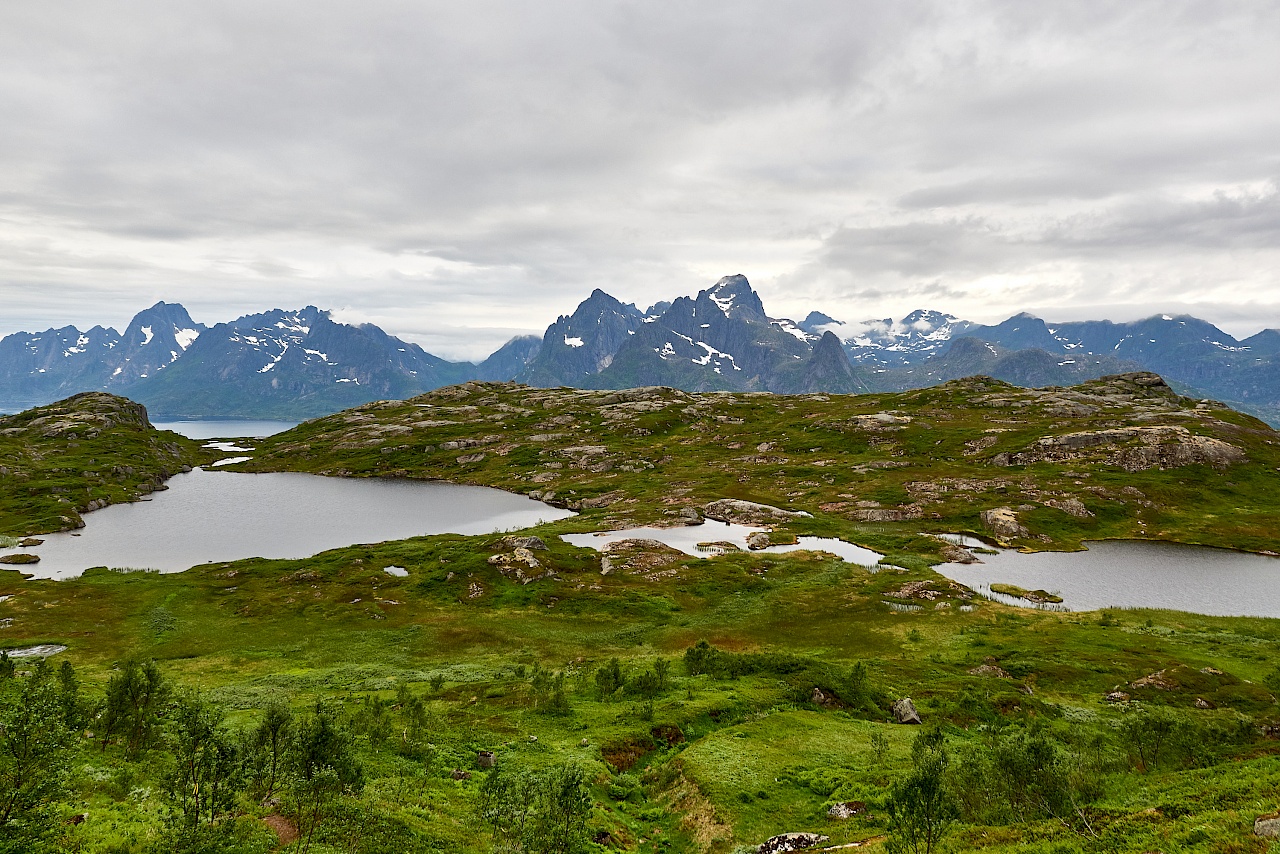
[800,311,842,333]
[697,274,767,322]
[900,308,962,328]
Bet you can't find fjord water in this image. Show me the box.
[20,468,574,579]
[937,539,1280,618]
[152,419,300,439]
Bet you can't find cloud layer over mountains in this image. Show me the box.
[2,2,1278,358]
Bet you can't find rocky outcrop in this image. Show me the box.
[599,539,684,581]
[487,547,545,583]
[939,543,979,564]
[702,499,811,525]
[757,832,831,853]
[1044,497,1093,518]
[992,425,1244,471]
[892,698,922,724]
[1130,670,1176,691]
[1255,813,1280,838]
[499,535,548,551]
[827,801,866,820]
[851,505,924,522]
[665,506,703,526]
[746,531,771,550]
[980,507,1028,540]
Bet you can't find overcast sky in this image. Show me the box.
[2,2,1278,360]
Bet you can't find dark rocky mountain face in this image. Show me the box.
[0,301,204,405]
[523,275,867,394]
[839,309,974,368]
[475,335,541,381]
[0,303,481,418]
[517,289,646,387]
[5,280,1280,424]
[959,313,1280,423]
[511,279,1280,424]
[108,302,205,385]
[875,336,1141,391]
[129,307,477,418]
[0,324,121,404]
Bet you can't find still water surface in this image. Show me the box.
[152,420,299,439]
[15,468,574,579]
[562,523,884,566]
[936,539,1280,618]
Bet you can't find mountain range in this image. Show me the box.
[2,276,1278,424]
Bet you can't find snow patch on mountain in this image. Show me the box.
[175,328,200,350]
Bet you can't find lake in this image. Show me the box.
[12,468,574,580]
[936,539,1280,618]
[152,419,300,439]
[562,523,884,566]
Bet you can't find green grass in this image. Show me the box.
[0,392,209,536]
[2,380,1279,852]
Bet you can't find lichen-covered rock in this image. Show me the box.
[992,424,1244,471]
[981,507,1028,540]
[851,505,924,522]
[746,531,772,550]
[702,498,811,525]
[892,697,922,724]
[670,506,703,525]
[501,535,548,551]
[1255,813,1280,838]
[757,832,831,853]
[940,543,979,564]
[1130,670,1176,691]
[826,801,866,820]
[1044,497,1093,518]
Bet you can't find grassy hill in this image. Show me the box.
[242,371,1280,554]
[0,392,209,537]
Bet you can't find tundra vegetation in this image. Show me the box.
[1,377,1279,853]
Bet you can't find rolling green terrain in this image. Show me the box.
[243,371,1280,554]
[0,393,209,537]
[2,376,1279,854]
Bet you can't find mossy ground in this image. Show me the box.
[0,393,209,537]
[2,380,1280,852]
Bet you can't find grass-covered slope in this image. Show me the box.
[2,517,1279,852]
[0,392,208,537]
[244,372,1280,553]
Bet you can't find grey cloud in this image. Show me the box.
[2,1,1280,352]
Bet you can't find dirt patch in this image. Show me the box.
[657,763,732,854]
[601,734,657,771]
[263,813,298,846]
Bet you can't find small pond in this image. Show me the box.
[9,468,574,580]
[562,522,884,566]
[152,419,300,439]
[936,539,1280,618]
